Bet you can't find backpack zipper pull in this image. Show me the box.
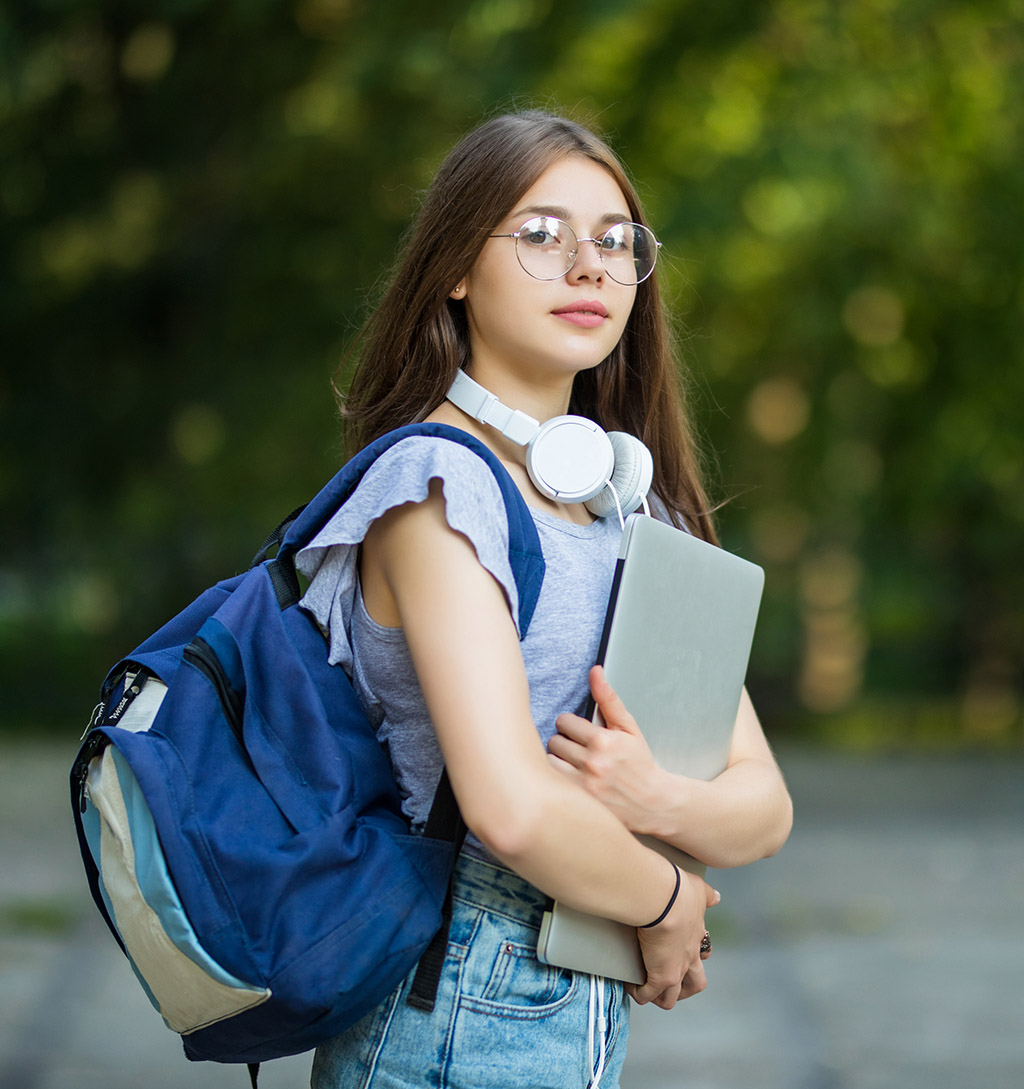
[80,702,103,741]
[74,730,109,813]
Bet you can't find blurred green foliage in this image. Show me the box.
[2,0,1022,745]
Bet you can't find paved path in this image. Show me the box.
[2,741,1022,1088]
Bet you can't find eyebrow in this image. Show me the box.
[509,204,631,228]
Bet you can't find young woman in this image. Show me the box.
[297,111,793,1089]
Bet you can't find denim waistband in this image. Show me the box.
[452,854,550,926]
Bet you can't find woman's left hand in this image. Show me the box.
[547,666,668,834]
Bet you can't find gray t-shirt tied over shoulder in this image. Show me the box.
[296,434,622,859]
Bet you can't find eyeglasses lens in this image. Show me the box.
[513,217,573,280]
[514,217,658,285]
[601,223,657,285]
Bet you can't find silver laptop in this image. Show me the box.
[536,513,764,983]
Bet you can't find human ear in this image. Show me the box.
[449,282,466,299]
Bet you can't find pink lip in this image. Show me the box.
[551,300,609,328]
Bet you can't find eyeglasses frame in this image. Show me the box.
[489,216,662,286]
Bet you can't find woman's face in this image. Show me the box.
[459,155,638,392]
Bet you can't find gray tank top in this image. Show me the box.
[297,435,622,855]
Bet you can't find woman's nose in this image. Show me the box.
[567,239,605,281]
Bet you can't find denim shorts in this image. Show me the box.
[311,854,630,1089]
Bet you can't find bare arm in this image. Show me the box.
[548,668,793,869]
[363,482,719,1007]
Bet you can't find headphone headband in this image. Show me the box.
[446,370,539,446]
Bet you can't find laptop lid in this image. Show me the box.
[537,513,764,983]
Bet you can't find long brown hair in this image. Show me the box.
[338,110,718,542]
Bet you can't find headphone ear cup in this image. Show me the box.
[526,416,616,503]
[585,432,654,518]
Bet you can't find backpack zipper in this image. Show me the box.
[74,664,151,810]
[183,637,245,746]
[74,729,111,813]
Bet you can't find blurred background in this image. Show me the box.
[2,3,1023,1087]
[2,0,1022,746]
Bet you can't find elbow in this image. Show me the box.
[757,788,794,860]
[708,788,794,869]
[747,764,795,861]
[460,799,542,865]
[775,781,795,849]
[450,756,560,866]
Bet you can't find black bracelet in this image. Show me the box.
[640,862,681,929]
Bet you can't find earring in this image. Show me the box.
[450,283,466,299]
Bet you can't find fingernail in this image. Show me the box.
[713,889,721,904]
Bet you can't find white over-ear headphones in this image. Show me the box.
[446,370,653,520]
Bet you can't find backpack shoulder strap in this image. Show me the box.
[271,423,546,636]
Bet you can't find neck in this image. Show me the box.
[464,363,573,424]
[426,400,526,476]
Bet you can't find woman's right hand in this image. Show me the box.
[628,870,720,1009]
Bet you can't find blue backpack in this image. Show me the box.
[69,423,545,1077]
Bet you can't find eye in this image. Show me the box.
[519,217,566,248]
[600,225,631,253]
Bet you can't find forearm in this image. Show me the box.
[474,763,719,1009]
[467,757,689,926]
[642,757,793,868]
[550,676,794,870]
[468,757,721,1009]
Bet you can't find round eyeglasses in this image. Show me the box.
[490,216,662,286]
